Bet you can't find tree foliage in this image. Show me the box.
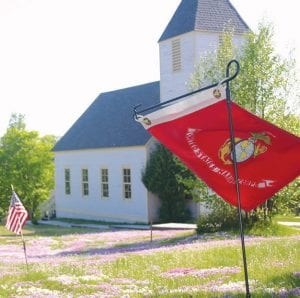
[0,113,56,223]
[189,21,300,220]
[190,21,299,120]
[142,143,194,222]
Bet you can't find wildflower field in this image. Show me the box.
[0,221,299,297]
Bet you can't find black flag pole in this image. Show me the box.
[224,60,251,297]
[134,59,251,297]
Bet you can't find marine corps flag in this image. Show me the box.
[137,86,300,211]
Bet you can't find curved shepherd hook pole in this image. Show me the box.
[133,60,251,297]
[217,59,240,89]
[225,59,251,298]
[226,59,240,83]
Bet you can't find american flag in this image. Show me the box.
[5,191,29,235]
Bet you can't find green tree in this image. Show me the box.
[142,143,194,222]
[190,21,299,119]
[189,26,236,89]
[0,113,56,223]
[270,113,300,216]
[190,21,300,220]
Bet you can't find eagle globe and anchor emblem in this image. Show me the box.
[218,132,272,165]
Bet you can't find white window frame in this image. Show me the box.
[82,168,89,197]
[122,168,132,199]
[100,168,109,199]
[64,168,71,195]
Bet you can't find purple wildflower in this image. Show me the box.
[162,266,240,278]
[293,272,300,277]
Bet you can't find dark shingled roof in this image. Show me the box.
[53,81,160,151]
[159,0,249,42]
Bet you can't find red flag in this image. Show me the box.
[137,86,300,211]
[6,191,29,235]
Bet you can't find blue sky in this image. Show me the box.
[0,0,299,137]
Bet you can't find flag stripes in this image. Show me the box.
[6,191,29,235]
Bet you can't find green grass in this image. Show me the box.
[0,221,299,297]
[1,223,98,236]
[56,217,148,226]
[0,223,99,245]
[274,215,300,222]
[101,238,300,297]
[245,221,300,237]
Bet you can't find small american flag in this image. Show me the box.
[5,191,29,235]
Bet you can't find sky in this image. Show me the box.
[0,0,299,137]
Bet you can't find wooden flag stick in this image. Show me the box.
[19,218,29,272]
[150,219,153,243]
[7,185,29,272]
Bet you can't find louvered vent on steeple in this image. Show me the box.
[172,39,181,72]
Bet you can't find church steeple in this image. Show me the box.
[158,0,249,102]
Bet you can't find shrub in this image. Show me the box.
[196,199,240,233]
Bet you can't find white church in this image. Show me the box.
[53,0,249,223]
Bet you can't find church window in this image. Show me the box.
[172,38,181,72]
[64,168,71,195]
[123,168,131,199]
[101,168,109,198]
[82,168,89,196]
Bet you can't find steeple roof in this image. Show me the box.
[159,0,249,42]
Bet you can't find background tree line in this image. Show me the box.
[143,21,300,227]
[0,113,56,223]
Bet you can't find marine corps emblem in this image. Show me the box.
[218,132,272,165]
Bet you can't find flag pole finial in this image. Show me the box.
[226,59,240,82]
[11,184,14,191]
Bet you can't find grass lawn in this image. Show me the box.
[274,215,300,223]
[0,221,299,297]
